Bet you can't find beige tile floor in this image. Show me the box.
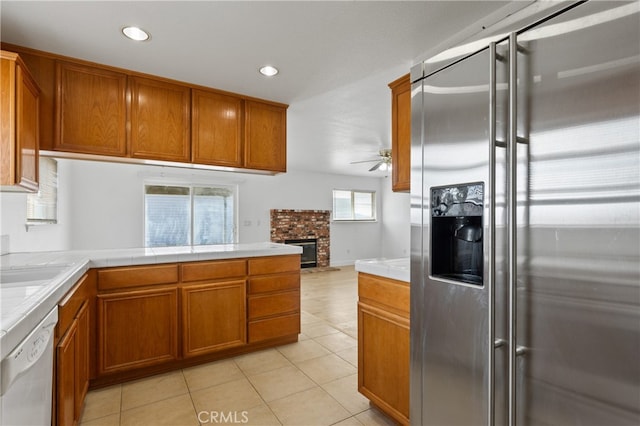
[79,266,397,426]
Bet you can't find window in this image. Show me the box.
[26,157,58,225]
[332,189,376,221]
[144,184,236,247]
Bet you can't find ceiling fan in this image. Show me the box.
[351,148,392,172]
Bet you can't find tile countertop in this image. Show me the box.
[0,242,302,360]
[354,257,410,282]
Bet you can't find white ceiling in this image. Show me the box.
[1,1,522,177]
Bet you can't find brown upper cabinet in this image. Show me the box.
[244,100,287,172]
[389,74,411,192]
[192,89,244,167]
[1,50,40,192]
[130,76,191,162]
[1,44,288,173]
[55,61,127,156]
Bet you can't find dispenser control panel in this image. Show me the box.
[430,182,484,286]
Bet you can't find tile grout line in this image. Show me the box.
[180,369,203,425]
[231,357,285,425]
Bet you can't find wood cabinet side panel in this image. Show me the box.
[389,73,411,192]
[0,56,16,186]
[16,63,39,191]
[1,46,57,151]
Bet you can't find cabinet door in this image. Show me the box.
[55,61,127,156]
[244,100,286,172]
[15,62,40,191]
[97,287,178,374]
[192,89,243,167]
[358,302,410,424]
[75,301,90,421]
[130,76,190,162]
[57,319,77,426]
[1,52,40,192]
[389,74,411,192]
[181,280,246,357]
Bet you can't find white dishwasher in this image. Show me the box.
[0,307,58,426]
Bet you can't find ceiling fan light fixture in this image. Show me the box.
[259,65,279,77]
[351,148,393,172]
[122,26,150,41]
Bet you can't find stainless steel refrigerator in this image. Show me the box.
[409,1,640,425]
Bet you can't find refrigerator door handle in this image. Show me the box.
[507,32,519,426]
[488,40,506,426]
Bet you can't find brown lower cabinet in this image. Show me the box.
[55,272,95,426]
[51,254,299,422]
[247,256,301,342]
[91,255,300,387]
[358,272,410,425]
[181,280,247,357]
[97,287,179,374]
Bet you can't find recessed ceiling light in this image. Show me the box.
[122,26,150,42]
[259,65,279,77]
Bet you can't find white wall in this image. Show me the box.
[0,160,72,253]
[0,159,410,264]
[380,178,411,259]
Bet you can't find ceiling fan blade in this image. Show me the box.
[369,161,383,171]
[350,159,379,164]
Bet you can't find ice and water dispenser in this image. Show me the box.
[431,183,484,286]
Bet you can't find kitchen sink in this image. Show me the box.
[0,264,71,286]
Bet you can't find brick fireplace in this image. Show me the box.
[270,209,330,268]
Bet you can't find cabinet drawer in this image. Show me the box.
[248,313,300,343]
[248,272,299,294]
[57,273,89,337]
[98,264,178,291]
[248,291,300,320]
[181,260,246,282]
[248,255,300,275]
[358,273,409,316]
